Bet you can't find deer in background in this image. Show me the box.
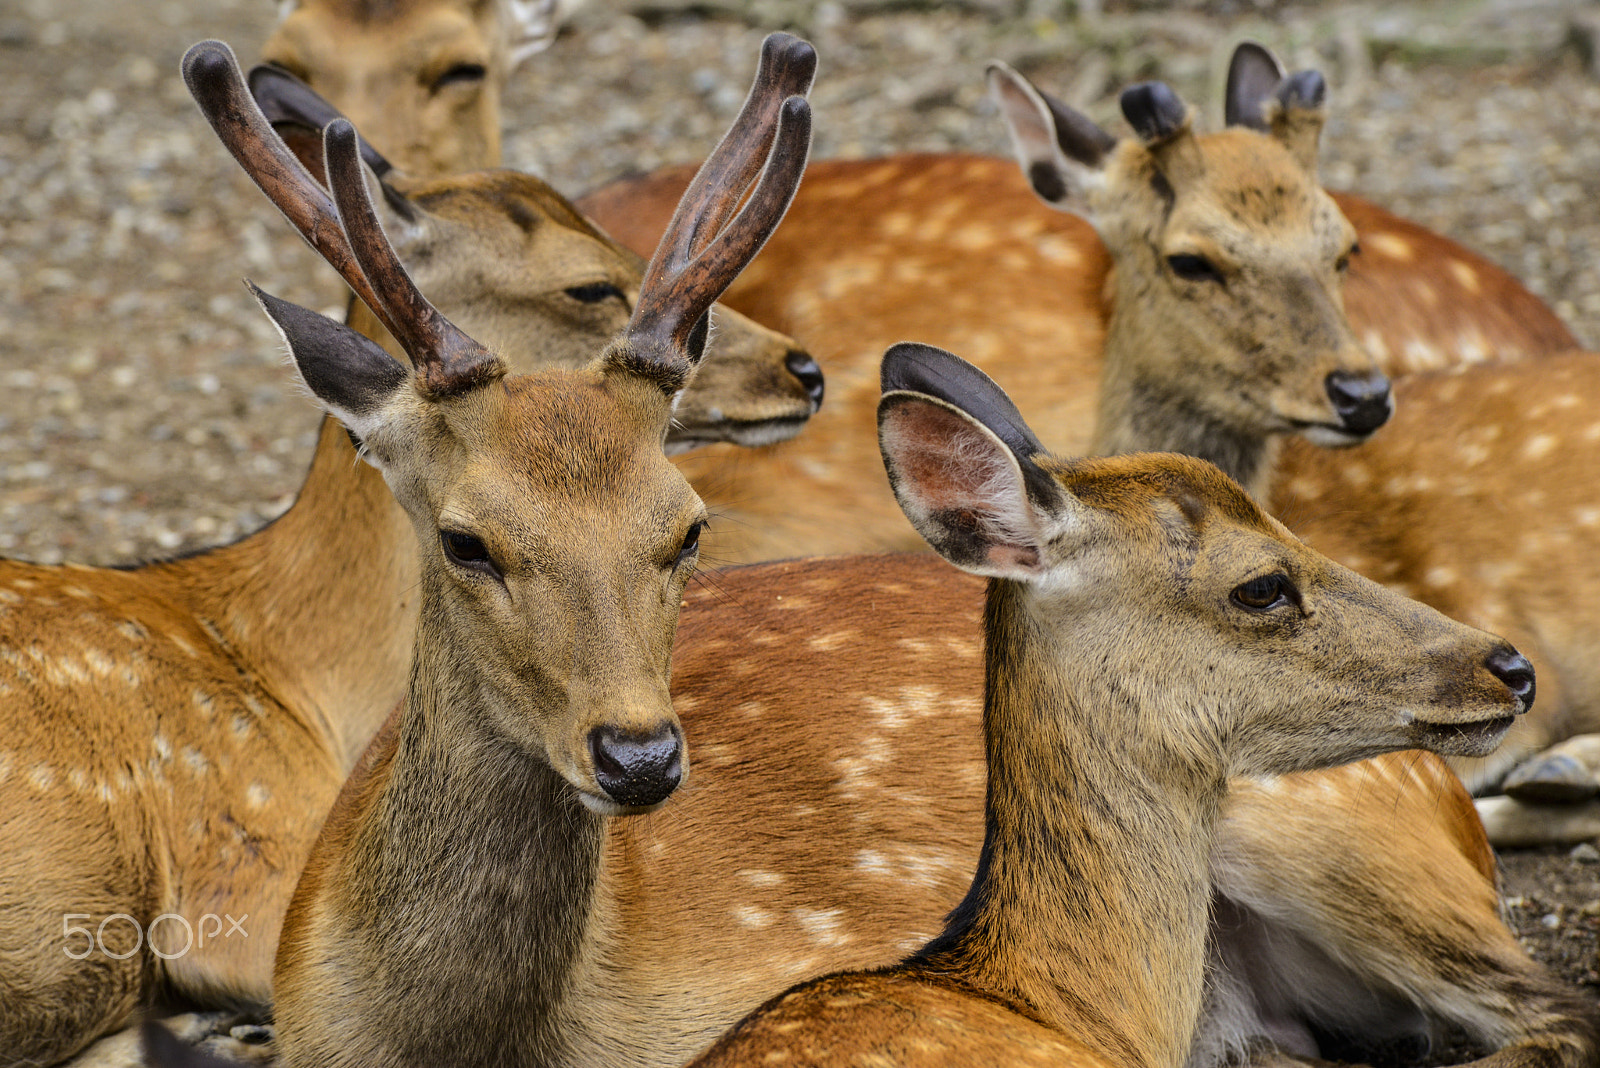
[687,344,1544,1068]
[261,0,570,177]
[0,37,816,1064]
[575,42,1576,565]
[267,33,812,1065]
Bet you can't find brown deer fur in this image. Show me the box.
[687,348,1540,1068]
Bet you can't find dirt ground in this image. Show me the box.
[3,0,1600,1042]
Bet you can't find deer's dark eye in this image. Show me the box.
[1231,573,1296,612]
[564,283,626,305]
[441,529,500,578]
[432,63,487,92]
[1166,253,1225,284]
[1336,241,1360,272]
[674,521,704,572]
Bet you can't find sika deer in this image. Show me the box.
[688,342,1537,1068]
[0,37,813,1064]
[261,0,566,177]
[267,33,812,1066]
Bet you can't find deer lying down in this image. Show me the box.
[688,342,1539,1068]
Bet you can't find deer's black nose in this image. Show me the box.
[589,723,683,807]
[1485,647,1535,710]
[786,349,825,411]
[1325,370,1392,436]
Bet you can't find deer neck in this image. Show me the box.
[1091,300,1279,501]
[913,580,1224,1068]
[167,416,420,769]
[348,625,607,1064]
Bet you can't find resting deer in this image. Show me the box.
[268,31,812,1066]
[268,57,1593,1068]
[0,38,816,1065]
[262,0,568,177]
[575,42,1576,565]
[687,342,1540,1068]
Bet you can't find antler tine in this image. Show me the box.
[180,41,402,343]
[641,32,816,292]
[628,95,812,358]
[322,119,500,394]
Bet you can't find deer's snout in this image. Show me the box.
[1324,369,1392,436]
[1485,646,1536,712]
[786,349,826,411]
[588,723,683,808]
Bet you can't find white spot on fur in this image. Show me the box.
[1523,435,1557,461]
[1423,567,1457,589]
[1447,259,1480,294]
[738,869,785,887]
[153,734,172,762]
[793,907,851,947]
[247,782,272,810]
[170,633,198,658]
[30,764,55,790]
[83,649,114,677]
[734,905,775,929]
[856,849,892,875]
[192,688,216,719]
[182,747,209,775]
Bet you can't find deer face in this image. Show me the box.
[374,172,824,450]
[990,63,1390,453]
[263,0,511,177]
[377,368,706,813]
[877,343,1530,784]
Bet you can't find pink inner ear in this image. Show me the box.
[885,402,998,514]
[987,543,1041,570]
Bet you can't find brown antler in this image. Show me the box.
[181,41,404,345]
[322,119,500,394]
[627,33,814,364]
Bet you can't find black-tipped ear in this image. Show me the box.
[879,345,1080,579]
[248,63,396,179]
[247,282,410,447]
[987,62,1116,214]
[880,342,1061,511]
[1224,42,1286,130]
[1120,82,1188,143]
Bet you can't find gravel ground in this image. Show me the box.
[2,0,1599,1026]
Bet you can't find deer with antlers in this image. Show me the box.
[687,343,1541,1068]
[262,31,813,1066]
[0,38,816,1065]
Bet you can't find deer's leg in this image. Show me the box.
[1502,734,1600,805]
[1204,754,1598,1068]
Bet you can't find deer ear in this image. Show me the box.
[1224,41,1286,130]
[247,63,397,181]
[878,343,1075,580]
[500,0,564,68]
[987,61,1114,214]
[248,283,410,463]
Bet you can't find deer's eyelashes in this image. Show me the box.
[440,529,502,580]
[431,63,488,93]
[1230,572,1299,613]
[564,282,628,305]
[1165,253,1225,285]
[672,520,706,573]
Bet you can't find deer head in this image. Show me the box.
[989,46,1390,482]
[261,0,562,176]
[240,60,822,452]
[877,341,1532,777]
[183,34,812,810]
